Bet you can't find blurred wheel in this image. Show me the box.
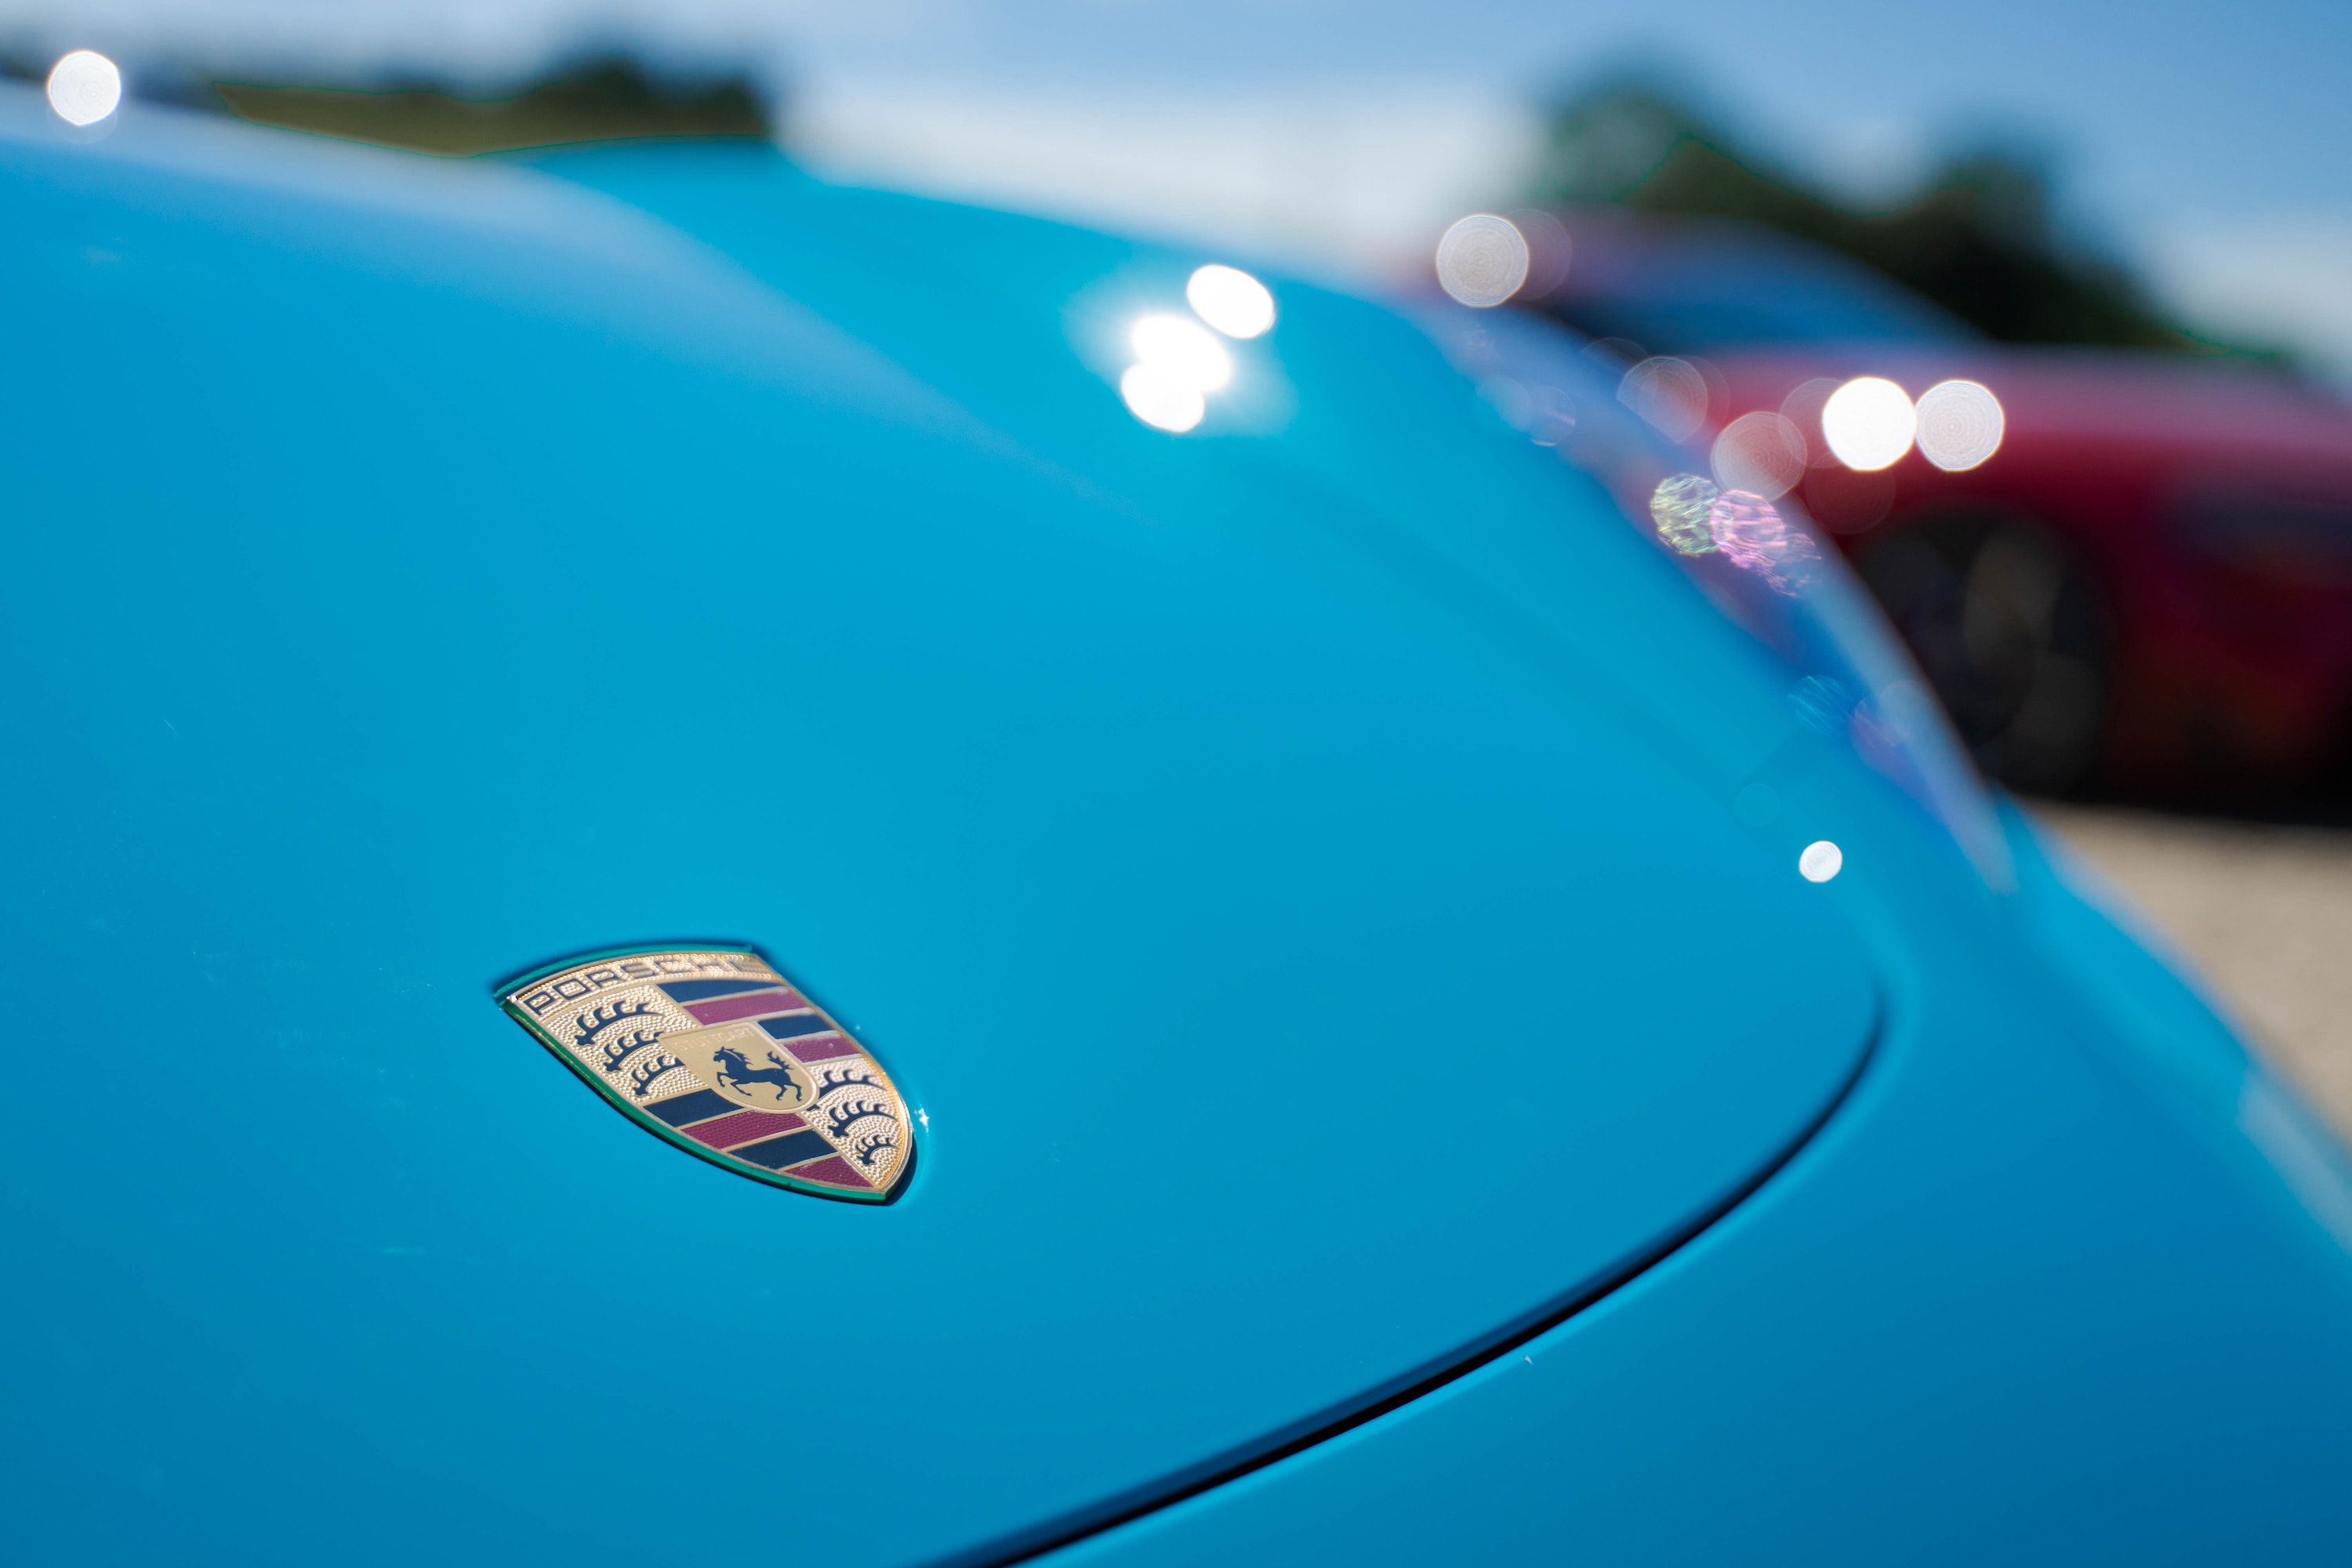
[1855,513,2110,794]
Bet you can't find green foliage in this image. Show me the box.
[209,53,774,157]
[1524,77,2274,359]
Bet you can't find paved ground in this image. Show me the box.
[2038,804,2352,1134]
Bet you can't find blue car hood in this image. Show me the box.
[2,106,1876,1565]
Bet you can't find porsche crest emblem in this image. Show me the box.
[498,946,914,1202]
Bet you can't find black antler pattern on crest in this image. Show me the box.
[824,1097,895,1141]
[816,1065,879,1097]
[574,1000,657,1048]
[598,1028,664,1073]
[627,1053,685,1099]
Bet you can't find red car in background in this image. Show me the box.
[1504,211,2352,800]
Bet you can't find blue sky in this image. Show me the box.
[15,0,2351,370]
[792,0,2352,231]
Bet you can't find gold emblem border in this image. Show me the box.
[495,942,916,1204]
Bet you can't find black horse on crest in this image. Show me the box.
[712,1046,809,1107]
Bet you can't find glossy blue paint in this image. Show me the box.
[2,90,2347,1568]
[0,102,1890,1566]
[1055,810,2352,1564]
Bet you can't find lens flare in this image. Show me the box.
[1820,376,1916,471]
[1799,840,1844,883]
[1119,364,1206,434]
[1130,314,1232,393]
[1915,379,2005,471]
[1185,265,1276,339]
[1434,214,1530,307]
[46,49,121,127]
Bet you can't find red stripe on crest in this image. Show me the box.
[782,1155,873,1189]
[679,1109,809,1150]
[685,988,807,1024]
[781,1033,860,1062]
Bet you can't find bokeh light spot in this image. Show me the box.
[1119,365,1206,434]
[1711,411,1807,499]
[1185,264,1276,339]
[1779,376,1846,467]
[1649,474,1721,554]
[1617,356,1708,441]
[1915,379,2005,471]
[1821,376,1916,471]
[1507,208,1573,296]
[1710,488,1820,593]
[1435,214,1531,307]
[1798,840,1845,883]
[47,49,121,127]
[1130,314,1232,392]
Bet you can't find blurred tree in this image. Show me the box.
[1523,76,2272,358]
[209,54,774,157]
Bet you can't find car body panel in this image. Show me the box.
[1057,808,2352,1565]
[3,100,1890,1566]
[7,95,2352,1568]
